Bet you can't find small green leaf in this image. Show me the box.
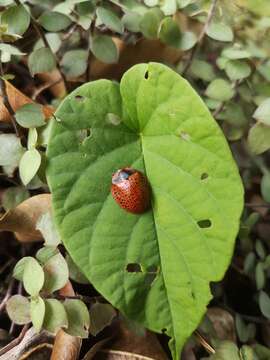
[243,252,256,274]
[13,256,33,281]
[248,123,270,155]
[217,103,247,128]
[43,253,69,293]
[34,33,61,53]
[240,345,255,360]
[96,7,124,34]
[39,11,72,32]
[90,35,118,64]
[235,314,249,342]
[0,44,25,63]
[139,8,163,39]
[255,262,265,290]
[36,246,59,265]
[89,303,117,336]
[31,296,45,332]
[253,344,270,359]
[64,299,90,338]
[66,254,89,284]
[161,0,177,15]
[6,295,31,325]
[61,50,88,78]
[222,46,250,60]
[261,173,270,203]
[2,186,29,211]
[225,60,251,81]
[19,149,41,185]
[190,59,215,81]
[28,47,56,76]
[27,128,38,150]
[144,0,159,6]
[122,12,142,32]
[23,257,45,296]
[15,104,45,128]
[43,299,68,334]
[158,17,182,48]
[206,22,234,42]
[253,98,270,126]
[256,240,266,260]
[209,341,240,359]
[0,134,24,167]
[206,79,235,101]
[179,31,197,51]
[1,5,30,35]
[36,212,61,246]
[259,291,270,319]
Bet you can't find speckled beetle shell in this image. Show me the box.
[111,168,151,214]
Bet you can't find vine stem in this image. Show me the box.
[182,0,219,76]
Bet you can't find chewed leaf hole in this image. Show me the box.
[180,131,190,141]
[126,263,142,273]
[144,71,149,79]
[75,95,85,101]
[77,128,92,143]
[106,113,121,126]
[197,219,212,228]
[201,173,209,180]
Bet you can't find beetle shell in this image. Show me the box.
[111,168,151,214]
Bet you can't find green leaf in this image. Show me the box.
[244,252,256,274]
[42,253,69,293]
[1,5,30,36]
[39,11,72,32]
[179,31,197,51]
[90,35,118,64]
[248,123,270,155]
[161,0,177,15]
[253,344,270,359]
[139,8,163,39]
[13,256,33,281]
[222,46,250,60]
[255,262,265,290]
[255,240,266,260]
[64,299,90,338]
[89,303,117,336]
[19,149,41,186]
[30,296,45,332]
[66,254,89,284]
[122,12,142,32]
[209,341,240,360]
[15,104,46,128]
[261,173,270,203]
[144,0,159,6]
[206,22,234,42]
[225,60,251,81]
[34,33,62,53]
[0,134,24,167]
[6,295,31,325]
[36,212,61,246]
[43,299,68,334]
[27,128,38,150]
[2,186,29,211]
[206,79,235,101]
[259,291,270,319]
[28,47,56,76]
[47,63,243,359]
[253,98,270,125]
[96,7,124,34]
[0,44,25,63]
[36,246,59,265]
[61,50,88,78]
[23,257,45,296]
[158,17,182,48]
[239,345,255,360]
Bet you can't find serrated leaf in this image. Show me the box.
[36,211,61,246]
[96,7,124,34]
[23,257,45,296]
[6,295,31,325]
[47,62,243,359]
[43,299,68,334]
[31,296,45,332]
[61,50,88,78]
[1,4,30,36]
[28,47,56,76]
[0,134,24,167]
[19,149,41,185]
[89,303,117,336]
[206,79,235,101]
[64,299,90,338]
[15,104,46,128]
[39,11,72,32]
[225,60,251,81]
[206,22,234,42]
[139,8,163,39]
[2,186,30,211]
[90,35,118,64]
[42,253,69,293]
[248,123,270,155]
[253,98,270,126]
[259,291,270,319]
[158,17,182,48]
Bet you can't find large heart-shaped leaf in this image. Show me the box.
[47,63,243,359]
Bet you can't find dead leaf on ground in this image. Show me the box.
[207,307,236,342]
[0,81,54,122]
[0,194,51,242]
[50,281,82,360]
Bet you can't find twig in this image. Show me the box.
[0,61,20,137]
[182,0,219,75]
[0,324,29,356]
[0,278,15,313]
[194,330,215,354]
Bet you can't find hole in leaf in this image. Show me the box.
[197,219,212,228]
[144,71,149,79]
[161,328,167,334]
[78,128,92,144]
[126,263,142,273]
[75,95,85,101]
[106,113,121,126]
[180,131,190,141]
[201,173,209,180]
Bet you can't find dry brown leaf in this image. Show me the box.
[0,81,54,122]
[0,194,51,242]
[50,281,82,360]
[207,307,236,342]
